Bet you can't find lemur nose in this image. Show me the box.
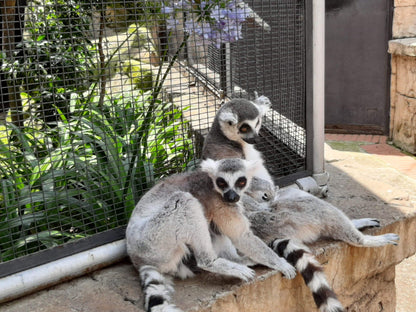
[224,190,240,203]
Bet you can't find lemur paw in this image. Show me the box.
[382,233,400,246]
[276,261,297,279]
[352,218,380,230]
[235,265,256,282]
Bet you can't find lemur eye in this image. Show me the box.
[216,177,228,189]
[239,124,250,133]
[235,177,247,188]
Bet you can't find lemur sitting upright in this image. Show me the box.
[126,158,296,312]
[201,96,400,312]
[202,94,274,193]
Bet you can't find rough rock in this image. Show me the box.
[393,6,416,38]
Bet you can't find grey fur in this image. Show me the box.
[126,158,296,312]
[200,96,400,312]
[202,96,276,199]
[248,187,399,247]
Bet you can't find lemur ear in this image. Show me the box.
[253,92,271,117]
[219,109,238,126]
[200,158,217,175]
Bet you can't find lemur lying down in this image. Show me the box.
[201,96,400,312]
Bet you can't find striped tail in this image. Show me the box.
[271,239,344,312]
[140,265,183,312]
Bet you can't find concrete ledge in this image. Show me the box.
[388,38,416,57]
[1,216,414,312]
[1,143,416,312]
[170,217,416,312]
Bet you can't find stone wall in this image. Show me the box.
[389,0,416,154]
[175,218,416,312]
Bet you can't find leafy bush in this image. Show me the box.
[1,0,97,123]
[0,90,193,262]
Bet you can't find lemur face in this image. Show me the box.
[214,174,247,203]
[237,118,262,144]
[200,158,259,203]
[217,99,268,144]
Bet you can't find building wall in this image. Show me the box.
[389,0,416,154]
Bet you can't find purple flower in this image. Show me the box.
[161,6,174,15]
[161,0,250,48]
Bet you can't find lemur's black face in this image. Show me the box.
[201,158,254,204]
[230,117,262,145]
[209,159,250,203]
[216,97,270,145]
[216,176,247,203]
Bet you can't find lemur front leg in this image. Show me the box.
[213,210,296,279]
[230,230,296,279]
[351,218,380,230]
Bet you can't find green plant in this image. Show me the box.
[1,0,97,124]
[0,89,193,261]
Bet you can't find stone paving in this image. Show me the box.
[325,133,416,312]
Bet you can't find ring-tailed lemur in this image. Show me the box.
[202,94,274,195]
[201,96,400,312]
[244,186,399,312]
[126,158,296,312]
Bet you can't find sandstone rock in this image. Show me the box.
[389,38,416,57]
[396,55,416,98]
[391,93,416,154]
[393,7,416,38]
[122,59,154,90]
[395,0,416,7]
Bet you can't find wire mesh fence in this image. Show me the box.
[0,0,308,272]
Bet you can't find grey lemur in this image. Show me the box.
[201,97,400,312]
[126,158,296,312]
[202,93,274,194]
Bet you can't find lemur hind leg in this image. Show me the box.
[329,217,399,248]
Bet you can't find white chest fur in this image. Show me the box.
[243,143,262,162]
[242,143,273,183]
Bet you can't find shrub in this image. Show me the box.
[0,89,193,261]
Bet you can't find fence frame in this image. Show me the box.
[0,1,325,295]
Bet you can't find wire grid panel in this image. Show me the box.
[0,0,213,265]
[187,0,307,179]
[0,0,308,268]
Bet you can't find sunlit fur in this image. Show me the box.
[201,95,400,312]
[126,158,296,312]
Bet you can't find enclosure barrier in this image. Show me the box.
[0,0,324,301]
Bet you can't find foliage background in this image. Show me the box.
[0,0,195,262]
